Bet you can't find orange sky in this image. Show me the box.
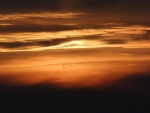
[0,2,150,89]
[1,2,150,113]
[0,47,150,88]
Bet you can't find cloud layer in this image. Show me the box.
[0,0,150,14]
[0,21,150,51]
[0,6,149,51]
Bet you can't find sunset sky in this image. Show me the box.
[0,0,150,113]
[0,0,150,89]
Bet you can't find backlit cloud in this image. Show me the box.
[0,22,150,52]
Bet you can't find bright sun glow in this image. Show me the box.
[69,41,83,45]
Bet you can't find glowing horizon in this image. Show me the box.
[0,0,150,89]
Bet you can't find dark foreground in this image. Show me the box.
[0,82,150,113]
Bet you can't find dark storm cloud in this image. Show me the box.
[0,0,149,14]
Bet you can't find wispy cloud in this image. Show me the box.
[0,23,150,52]
[0,10,149,52]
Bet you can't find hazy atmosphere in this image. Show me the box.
[0,0,150,113]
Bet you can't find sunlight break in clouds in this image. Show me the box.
[0,23,150,52]
[0,1,150,89]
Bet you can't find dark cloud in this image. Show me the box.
[37,38,72,46]
[76,31,150,45]
[0,31,150,49]
[0,24,79,33]
[131,31,150,41]
[102,39,128,44]
[0,0,63,13]
[0,38,72,48]
[0,0,149,14]
[0,35,98,49]
[0,41,31,48]
[70,0,150,13]
[102,31,150,44]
